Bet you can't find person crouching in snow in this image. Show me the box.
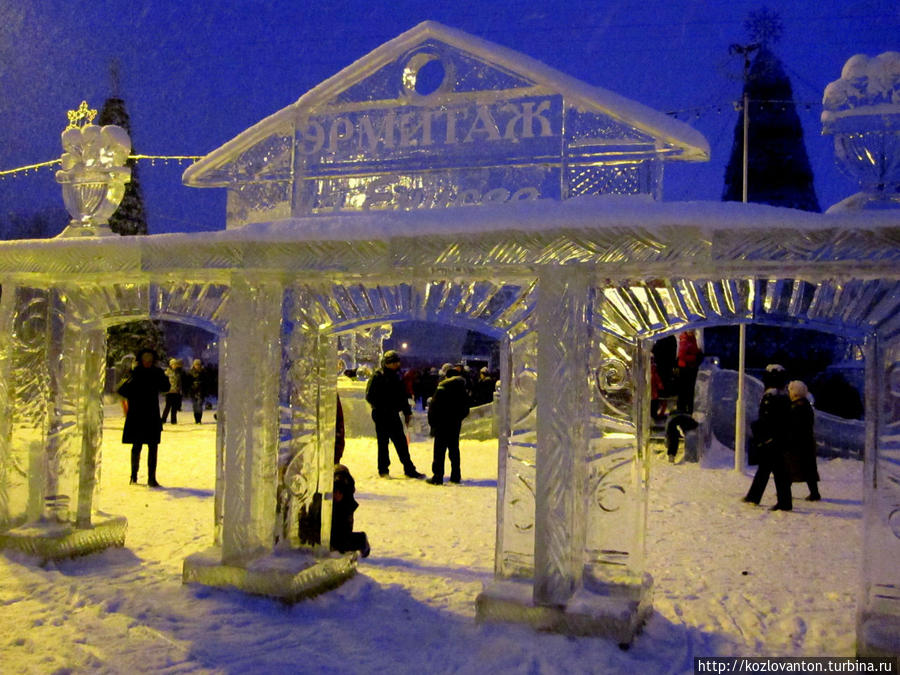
[330,464,370,558]
[427,364,470,485]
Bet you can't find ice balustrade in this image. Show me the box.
[0,233,899,644]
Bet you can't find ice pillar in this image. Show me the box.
[495,328,538,578]
[43,289,76,516]
[584,331,650,589]
[218,276,283,563]
[534,267,590,606]
[75,327,106,527]
[858,336,900,656]
[44,292,102,525]
[0,284,16,528]
[278,287,337,550]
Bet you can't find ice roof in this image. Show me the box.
[183,21,709,188]
[221,196,900,241]
[0,198,897,279]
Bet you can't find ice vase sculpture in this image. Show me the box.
[54,101,131,237]
[822,52,900,212]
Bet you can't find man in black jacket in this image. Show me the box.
[426,364,470,485]
[365,351,424,478]
[744,364,793,510]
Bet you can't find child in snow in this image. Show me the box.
[330,464,370,558]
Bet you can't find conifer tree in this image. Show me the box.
[98,62,161,369]
[96,62,148,235]
[723,9,820,212]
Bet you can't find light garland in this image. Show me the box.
[0,97,825,179]
[0,154,203,179]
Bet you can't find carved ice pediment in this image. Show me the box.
[184,21,709,222]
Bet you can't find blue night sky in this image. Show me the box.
[1,0,897,234]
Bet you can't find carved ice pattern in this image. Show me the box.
[584,326,643,587]
[863,339,900,621]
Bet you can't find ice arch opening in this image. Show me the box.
[642,319,867,649]
[0,281,229,542]
[573,275,900,652]
[274,278,537,560]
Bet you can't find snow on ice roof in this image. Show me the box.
[183,20,709,188]
[0,198,896,279]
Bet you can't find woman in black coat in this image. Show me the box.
[787,380,821,501]
[118,348,170,487]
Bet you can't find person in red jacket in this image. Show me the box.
[675,330,702,413]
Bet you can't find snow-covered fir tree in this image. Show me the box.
[722,9,820,212]
[97,91,149,235]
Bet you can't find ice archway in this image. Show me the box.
[0,21,898,656]
[2,219,898,653]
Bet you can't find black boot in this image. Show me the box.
[147,444,161,487]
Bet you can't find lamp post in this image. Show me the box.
[728,43,759,473]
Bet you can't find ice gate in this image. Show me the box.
[1,22,899,654]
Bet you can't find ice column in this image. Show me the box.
[75,327,106,527]
[8,288,50,522]
[278,286,337,550]
[580,314,651,622]
[859,336,900,655]
[495,327,538,578]
[0,284,16,527]
[218,276,283,563]
[44,291,98,524]
[534,267,590,605]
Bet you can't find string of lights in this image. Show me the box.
[666,99,821,119]
[0,154,203,180]
[0,96,827,178]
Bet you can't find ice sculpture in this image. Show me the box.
[822,52,900,212]
[183,21,708,227]
[55,101,132,237]
[0,21,898,651]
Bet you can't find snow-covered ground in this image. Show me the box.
[0,404,862,673]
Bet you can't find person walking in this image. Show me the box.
[188,358,208,424]
[161,358,184,424]
[365,350,424,479]
[744,364,793,510]
[118,348,170,487]
[427,364,470,485]
[787,380,821,501]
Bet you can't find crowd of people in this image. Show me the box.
[119,336,821,567]
[118,345,494,558]
[301,350,495,559]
